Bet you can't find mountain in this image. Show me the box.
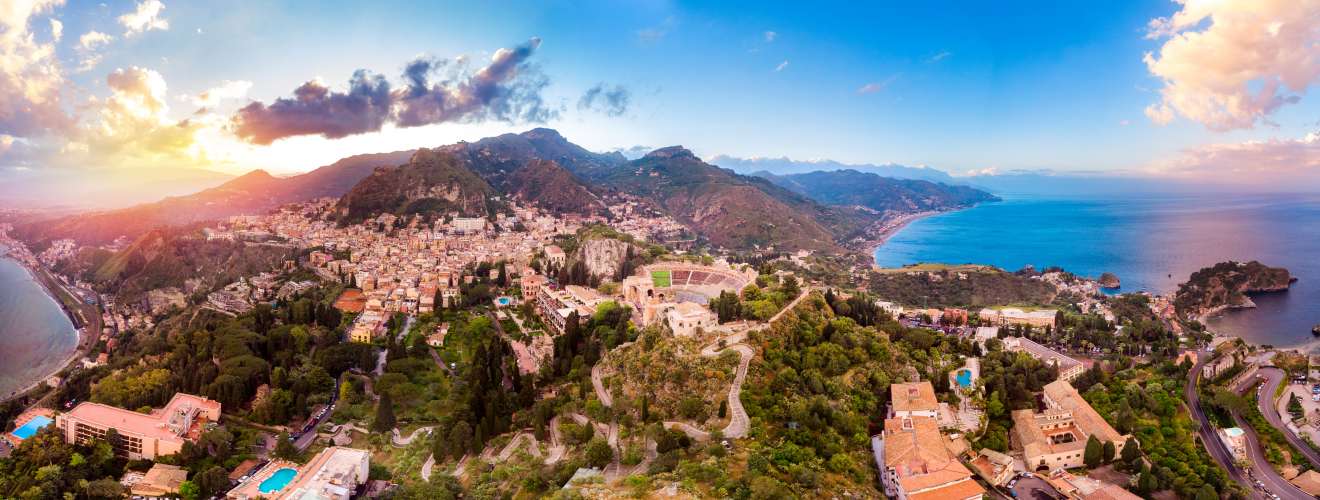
[709,154,957,183]
[16,150,414,246]
[437,128,617,214]
[0,166,236,210]
[592,146,874,252]
[754,169,998,214]
[338,148,497,223]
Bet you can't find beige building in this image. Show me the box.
[536,284,606,335]
[1011,380,1128,471]
[126,463,188,497]
[228,446,370,500]
[890,381,940,419]
[662,301,717,337]
[873,416,985,500]
[1002,337,1085,382]
[56,393,221,460]
[978,307,1057,329]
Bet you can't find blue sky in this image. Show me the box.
[3,0,1318,189]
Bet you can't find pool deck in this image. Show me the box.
[227,459,299,499]
[4,408,55,446]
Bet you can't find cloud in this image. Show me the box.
[76,66,204,165]
[775,60,789,72]
[192,80,251,107]
[0,0,73,137]
[857,76,898,94]
[928,50,951,63]
[233,37,555,144]
[1149,131,1320,185]
[119,0,168,37]
[577,83,630,117]
[48,18,60,41]
[1143,0,1320,131]
[75,30,113,72]
[637,17,675,44]
[763,31,777,42]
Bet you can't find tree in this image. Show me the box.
[373,391,396,432]
[275,431,298,460]
[1138,471,1159,493]
[1195,483,1218,500]
[1102,440,1116,463]
[196,466,231,497]
[718,400,728,419]
[1120,436,1141,466]
[585,437,614,468]
[1084,435,1102,468]
[178,480,200,500]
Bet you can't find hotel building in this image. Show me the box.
[55,393,221,460]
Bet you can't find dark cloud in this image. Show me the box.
[577,83,630,117]
[232,70,392,145]
[231,37,554,144]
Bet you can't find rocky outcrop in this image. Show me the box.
[1174,261,1295,319]
[579,237,634,279]
[1098,272,1120,289]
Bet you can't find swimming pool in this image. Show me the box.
[11,415,53,440]
[259,468,298,493]
[495,296,512,306]
[956,369,972,388]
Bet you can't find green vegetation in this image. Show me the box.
[1174,260,1294,317]
[866,266,1056,308]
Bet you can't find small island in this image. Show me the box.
[1098,271,1120,289]
[1173,260,1296,320]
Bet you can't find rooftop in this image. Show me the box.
[891,381,940,414]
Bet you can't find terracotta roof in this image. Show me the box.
[1292,470,1320,496]
[892,381,939,414]
[1043,380,1122,442]
[883,416,979,494]
[908,477,986,500]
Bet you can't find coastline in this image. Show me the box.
[0,246,90,404]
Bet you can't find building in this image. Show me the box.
[126,463,188,497]
[56,393,221,460]
[1011,380,1129,471]
[536,284,606,335]
[450,217,487,234]
[1218,427,1247,460]
[978,307,1057,329]
[543,245,567,267]
[873,416,985,500]
[1045,470,1142,500]
[620,262,754,334]
[662,301,717,337]
[427,323,450,347]
[229,446,370,500]
[1202,349,1242,380]
[1002,337,1085,382]
[967,448,1015,486]
[890,381,940,419]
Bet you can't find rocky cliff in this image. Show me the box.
[1174,261,1295,318]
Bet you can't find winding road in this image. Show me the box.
[1253,367,1320,468]
[1184,352,1259,497]
[1229,369,1314,500]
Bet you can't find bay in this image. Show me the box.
[0,246,79,399]
[874,192,1320,350]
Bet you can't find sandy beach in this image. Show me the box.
[0,245,90,404]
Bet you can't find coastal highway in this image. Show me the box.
[1232,372,1314,500]
[1253,367,1320,468]
[1185,354,1257,496]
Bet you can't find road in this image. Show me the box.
[1229,370,1315,500]
[1184,352,1258,496]
[294,377,340,451]
[1254,367,1320,468]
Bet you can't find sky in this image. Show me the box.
[1,0,1319,203]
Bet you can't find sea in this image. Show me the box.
[874,192,1320,351]
[0,245,78,399]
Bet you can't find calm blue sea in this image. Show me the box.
[0,246,78,398]
[874,193,1320,350]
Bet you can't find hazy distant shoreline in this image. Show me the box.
[0,248,83,403]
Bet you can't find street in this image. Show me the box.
[1231,368,1313,500]
[1185,353,1258,496]
[1253,367,1320,468]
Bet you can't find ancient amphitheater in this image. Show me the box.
[622,262,756,306]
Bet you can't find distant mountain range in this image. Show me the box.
[18,129,997,255]
[709,155,957,184]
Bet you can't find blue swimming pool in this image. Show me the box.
[495,296,512,306]
[259,468,298,493]
[956,369,972,388]
[11,415,52,440]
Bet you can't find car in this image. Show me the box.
[1008,480,1017,488]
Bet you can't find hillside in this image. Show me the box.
[755,169,998,214]
[337,148,497,223]
[867,265,1058,308]
[1174,260,1295,318]
[17,150,414,246]
[594,146,874,253]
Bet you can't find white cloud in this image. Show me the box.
[774,60,788,72]
[763,31,777,42]
[192,79,251,107]
[928,50,951,63]
[48,18,60,40]
[0,0,71,136]
[118,0,168,37]
[1149,131,1320,186]
[75,30,113,72]
[1144,0,1320,131]
[857,75,898,95]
